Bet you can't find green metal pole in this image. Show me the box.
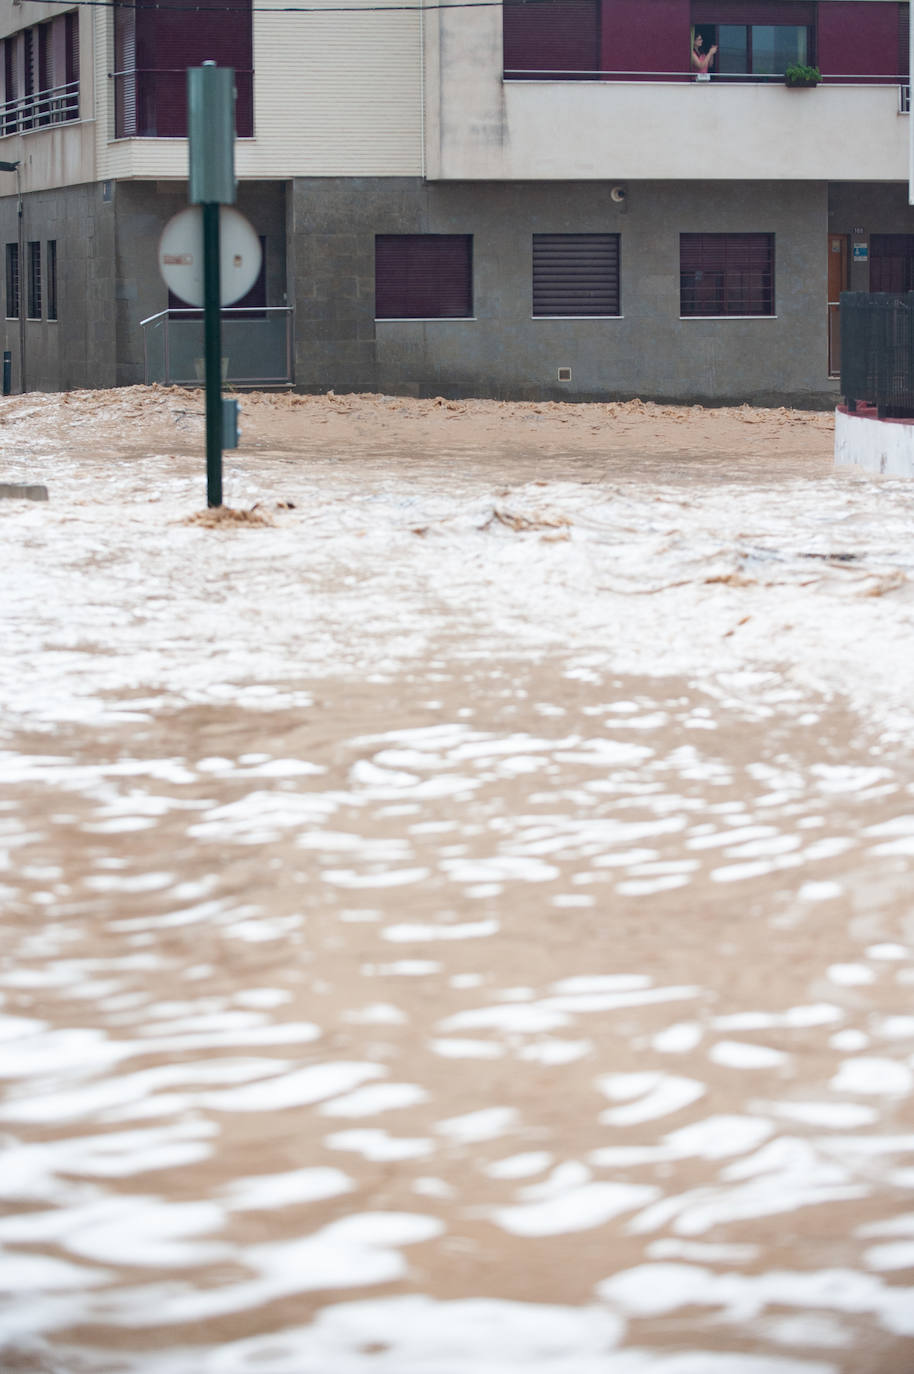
[202,200,222,507]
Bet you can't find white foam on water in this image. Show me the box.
[435,1107,518,1144]
[233,988,293,1009]
[597,1074,706,1126]
[429,1039,505,1060]
[765,1101,878,1129]
[517,1039,593,1065]
[827,964,876,987]
[381,920,499,943]
[324,1129,434,1162]
[224,1167,354,1211]
[86,1212,445,1326]
[491,1181,660,1237]
[127,1295,632,1373]
[343,1004,408,1026]
[484,1152,553,1180]
[597,1262,914,1336]
[652,1023,703,1054]
[862,1241,914,1271]
[830,1057,913,1095]
[319,1083,429,1117]
[202,1062,385,1113]
[829,1029,869,1051]
[866,943,908,961]
[708,1042,788,1070]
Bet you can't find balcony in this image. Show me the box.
[424,7,911,182]
[142,308,294,387]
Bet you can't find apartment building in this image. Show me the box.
[0,0,910,403]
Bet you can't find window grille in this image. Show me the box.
[27,241,41,319]
[680,233,774,316]
[6,243,19,320]
[46,240,57,320]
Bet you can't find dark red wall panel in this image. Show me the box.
[817,1,903,77]
[602,0,691,79]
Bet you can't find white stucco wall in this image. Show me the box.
[835,409,914,476]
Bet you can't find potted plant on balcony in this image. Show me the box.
[785,63,821,87]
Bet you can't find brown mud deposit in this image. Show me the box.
[1,389,913,1373]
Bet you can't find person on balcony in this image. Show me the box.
[691,32,718,80]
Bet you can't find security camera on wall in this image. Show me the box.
[610,186,627,203]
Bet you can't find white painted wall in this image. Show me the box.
[424,6,910,181]
[835,409,914,476]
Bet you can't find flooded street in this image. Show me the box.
[1,389,914,1372]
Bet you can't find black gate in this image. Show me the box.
[841,291,914,418]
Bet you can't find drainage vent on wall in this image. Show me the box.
[557,367,572,382]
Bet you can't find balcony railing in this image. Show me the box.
[142,308,294,387]
[503,68,910,90]
[1,80,79,135]
[112,68,254,138]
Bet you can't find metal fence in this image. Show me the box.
[840,291,914,418]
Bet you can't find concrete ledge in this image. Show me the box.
[835,408,914,478]
[0,483,48,501]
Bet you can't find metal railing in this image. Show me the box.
[841,291,914,418]
[504,68,910,92]
[111,68,254,138]
[141,307,294,387]
[1,80,79,134]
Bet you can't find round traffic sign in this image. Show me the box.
[157,206,262,307]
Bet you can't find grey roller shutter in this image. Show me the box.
[532,234,620,316]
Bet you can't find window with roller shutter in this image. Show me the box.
[375,236,473,320]
[0,13,78,132]
[680,233,774,316]
[503,0,600,79]
[532,234,620,317]
[114,0,252,138]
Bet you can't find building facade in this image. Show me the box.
[0,0,911,403]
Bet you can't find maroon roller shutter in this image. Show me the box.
[680,233,774,316]
[533,234,620,316]
[132,0,252,137]
[901,1,910,75]
[692,2,814,23]
[375,236,473,320]
[870,234,914,291]
[504,0,600,78]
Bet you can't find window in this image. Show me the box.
[504,0,600,79]
[27,241,41,318]
[114,0,252,138]
[46,240,57,320]
[375,236,473,320]
[870,234,914,292]
[0,12,79,134]
[692,4,814,80]
[680,233,774,316]
[533,234,620,316]
[5,243,19,319]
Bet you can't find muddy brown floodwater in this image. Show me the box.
[1,389,913,1373]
